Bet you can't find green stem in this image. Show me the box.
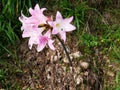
[55,35,72,66]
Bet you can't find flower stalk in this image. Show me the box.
[55,35,72,66]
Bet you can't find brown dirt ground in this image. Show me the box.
[17,35,105,90]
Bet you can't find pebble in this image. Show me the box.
[47,73,51,79]
[54,55,58,61]
[72,51,81,58]
[80,62,89,70]
[75,75,83,85]
[63,56,73,64]
[83,71,89,76]
[63,57,69,64]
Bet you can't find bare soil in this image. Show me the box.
[17,35,110,90]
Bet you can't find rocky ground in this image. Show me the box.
[17,35,113,90]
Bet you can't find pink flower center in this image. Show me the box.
[40,36,48,43]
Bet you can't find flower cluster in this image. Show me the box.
[19,4,76,52]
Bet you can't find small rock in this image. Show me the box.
[70,66,73,73]
[47,73,51,79]
[83,71,89,76]
[80,62,89,70]
[72,51,81,58]
[70,54,73,60]
[75,75,83,85]
[63,57,69,64]
[63,57,73,63]
[51,55,58,62]
[54,55,58,61]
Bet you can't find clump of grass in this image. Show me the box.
[0,0,35,89]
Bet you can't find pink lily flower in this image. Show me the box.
[19,4,76,52]
[28,4,48,26]
[19,4,48,31]
[23,27,44,49]
[51,11,76,42]
[37,30,55,52]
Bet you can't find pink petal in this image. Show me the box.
[44,30,51,38]
[28,35,41,50]
[37,43,46,52]
[65,24,76,32]
[22,29,34,38]
[22,31,28,38]
[48,40,55,50]
[47,16,53,22]
[60,31,66,42]
[22,27,44,39]
[19,12,28,22]
[34,4,40,11]
[48,21,54,27]
[40,8,47,13]
[52,28,59,34]
[29,8,34,15]
[64,16,73,23]
[56,11,63,20]
[35,4,46,13]
[28,37,34,49]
